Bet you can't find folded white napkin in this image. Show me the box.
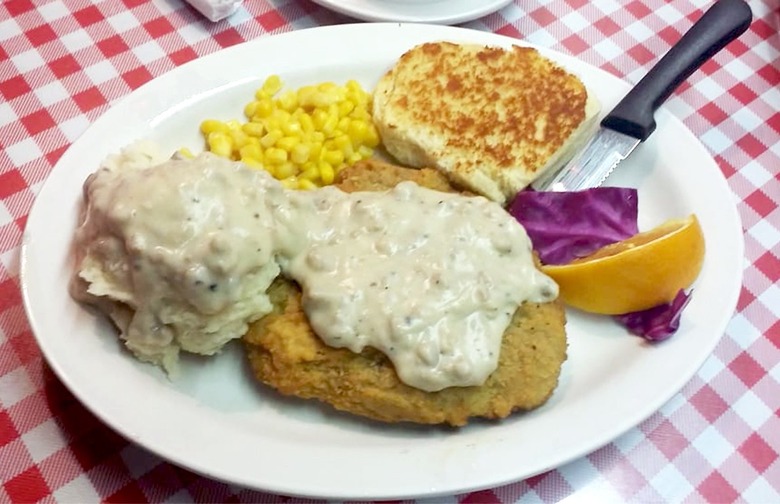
[184,0,243,22]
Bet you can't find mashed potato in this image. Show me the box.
[70,142,280,373]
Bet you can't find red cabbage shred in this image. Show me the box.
[615,290,691,341]
[508,187,638,265]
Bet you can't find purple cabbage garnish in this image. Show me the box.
[508,186,691,341]
[615,290,692,341]
[508,187,638,265]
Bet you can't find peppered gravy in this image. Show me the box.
[73,152,558,390]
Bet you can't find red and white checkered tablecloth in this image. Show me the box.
[1,0,778,502]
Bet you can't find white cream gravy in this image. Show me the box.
[73,153,558,391]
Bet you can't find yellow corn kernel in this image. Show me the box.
[299,164,319,182]
[200,119,229,135]
[207,132,232,158]
[322,114,338,135]
[321,139,334,156]
[316,91,342,108]
[297,85,317,105]
[261,75,283,96]
[336,116,351,134]
[365,124,380,148]
[351,90,370,106]
[308,141,323,161]
[272,108,291,124]
[260,129,283,148]
[263,116,281,135]
[276,135,300,152]
[243,100,259,119]
[177,147,195,159]
[311,109,329,131]
[345,79,362,93]
[298,112,314,134]
[246,136,262,148]
[349,108,371,122]
[274,162,297,180]
[290,143,310,164]
[334,134,353,158]
[265,147,288,165]
[347,120,368,144]
[317,81,337,93]
[253,98,274,119]
[347,152,363,165]
[278,90,298,112]
[239,143,262,161]
[280,176,298,189]
[241,157,263,170]
[298,179,318,191]
[241,122,264,138]
[345,90,362,108]
[337,100,355,117]
[319,161,335,185]
[229,129,249,150]
[357,145,374,159]
[322,149,344,167]
[281,120,302,137]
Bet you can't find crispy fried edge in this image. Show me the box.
[242,159,567,426]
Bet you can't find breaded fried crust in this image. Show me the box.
[245,278,566,426]
[373,42,599,204]
[334,158,457,193]
[243,159,567,426]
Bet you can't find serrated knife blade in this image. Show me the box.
[532,129,640,192]
[532,0,752,193]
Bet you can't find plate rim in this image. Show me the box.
[308,0,513,24]
[19,22,744,500]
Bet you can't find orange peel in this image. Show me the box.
[541,214,705,315]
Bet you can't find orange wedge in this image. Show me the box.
[541,214,705,315]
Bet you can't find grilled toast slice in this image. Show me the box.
[373,42,600,204]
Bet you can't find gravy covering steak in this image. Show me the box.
[245,160,568,425]
[71,149,557,392]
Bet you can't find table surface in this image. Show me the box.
[1,0,778,502]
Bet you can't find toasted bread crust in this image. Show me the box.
[373,42,599,203]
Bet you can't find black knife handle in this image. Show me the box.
[601,0,752,141]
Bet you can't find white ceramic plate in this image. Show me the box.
[21,23,743,500]
[309,0,512,24]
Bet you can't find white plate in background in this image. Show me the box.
[21,23,743,500]
[309,0,512,24]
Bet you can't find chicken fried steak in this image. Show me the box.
[243,160,567,426]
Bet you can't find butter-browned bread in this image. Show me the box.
[373,42,600,204]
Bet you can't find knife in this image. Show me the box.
[532,0,752,192]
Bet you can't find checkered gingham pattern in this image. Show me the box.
[1,0,778,502]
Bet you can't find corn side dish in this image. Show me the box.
[185,75,380,189]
